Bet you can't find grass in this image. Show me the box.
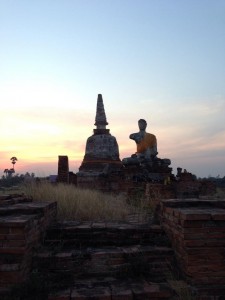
[22,181,151,222]
[212,187,225,199]
[166,261,196,300]
[168,280,196,300]
[0,186,22,195]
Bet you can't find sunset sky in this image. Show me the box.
[1,0,225,178]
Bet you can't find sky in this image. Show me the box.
[0,0,225,178]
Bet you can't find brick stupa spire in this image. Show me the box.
[94,94,108,129]
[77,94,122,191]
[93,94,110,135]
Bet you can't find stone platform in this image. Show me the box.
[32,221,177,300]
[1,194,225,299]
[160,199,225,299]
[0,194,57,291]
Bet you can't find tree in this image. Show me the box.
[10,157,18,171]
[3,168,14,178]
[4,169,9,177]
[8,168,15,177]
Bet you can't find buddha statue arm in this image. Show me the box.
[129,132,143,144]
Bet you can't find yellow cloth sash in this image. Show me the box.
[136,133,157,153]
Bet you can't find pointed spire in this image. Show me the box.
[94,94,108,129]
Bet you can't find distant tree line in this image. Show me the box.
[1,156,36,187]
[0,172,36,188]
[200,176,225,188]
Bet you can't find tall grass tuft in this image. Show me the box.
[22,181,140,222]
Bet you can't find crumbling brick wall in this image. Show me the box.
[0,195,57,288]
[57,155,69,183]
[160,199,225,298]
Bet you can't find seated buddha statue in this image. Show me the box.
[122,119,158,166]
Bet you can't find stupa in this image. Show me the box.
[77,94,122,190]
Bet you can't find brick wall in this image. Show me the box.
[0,195,57,288]
[58,155,69,183]
[160,199,225,298]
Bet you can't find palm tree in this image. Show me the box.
[10,157,18,171]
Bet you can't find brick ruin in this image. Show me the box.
[1,94,222,299]
[57,94,216,198]
[1,194,225,299]
[160,199,225,298]
[57,155,69,183]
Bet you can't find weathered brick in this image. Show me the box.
[206,232,225,239]
[183,233,205,240]
[8,240,26,247]
[183,240,206,247]
[0,247,27,254]
[181,220,205,228]
[211,210,225,221]
[9,227,26,235]
[71,287,111,300]
[205,239,225,247]
[48,289,71,300]
[131,281,172,299]
[111,284,133,300]
[0,264,20,271]
[0,271,24,285]
[180,211,211,221]
[0,228,9,234]
[161,199,225,291]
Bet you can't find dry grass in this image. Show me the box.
[168,280,196,300]
[22,181,148,222]
[213,187,225,199]
[0,186,22,195]
[166,262,196,300]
